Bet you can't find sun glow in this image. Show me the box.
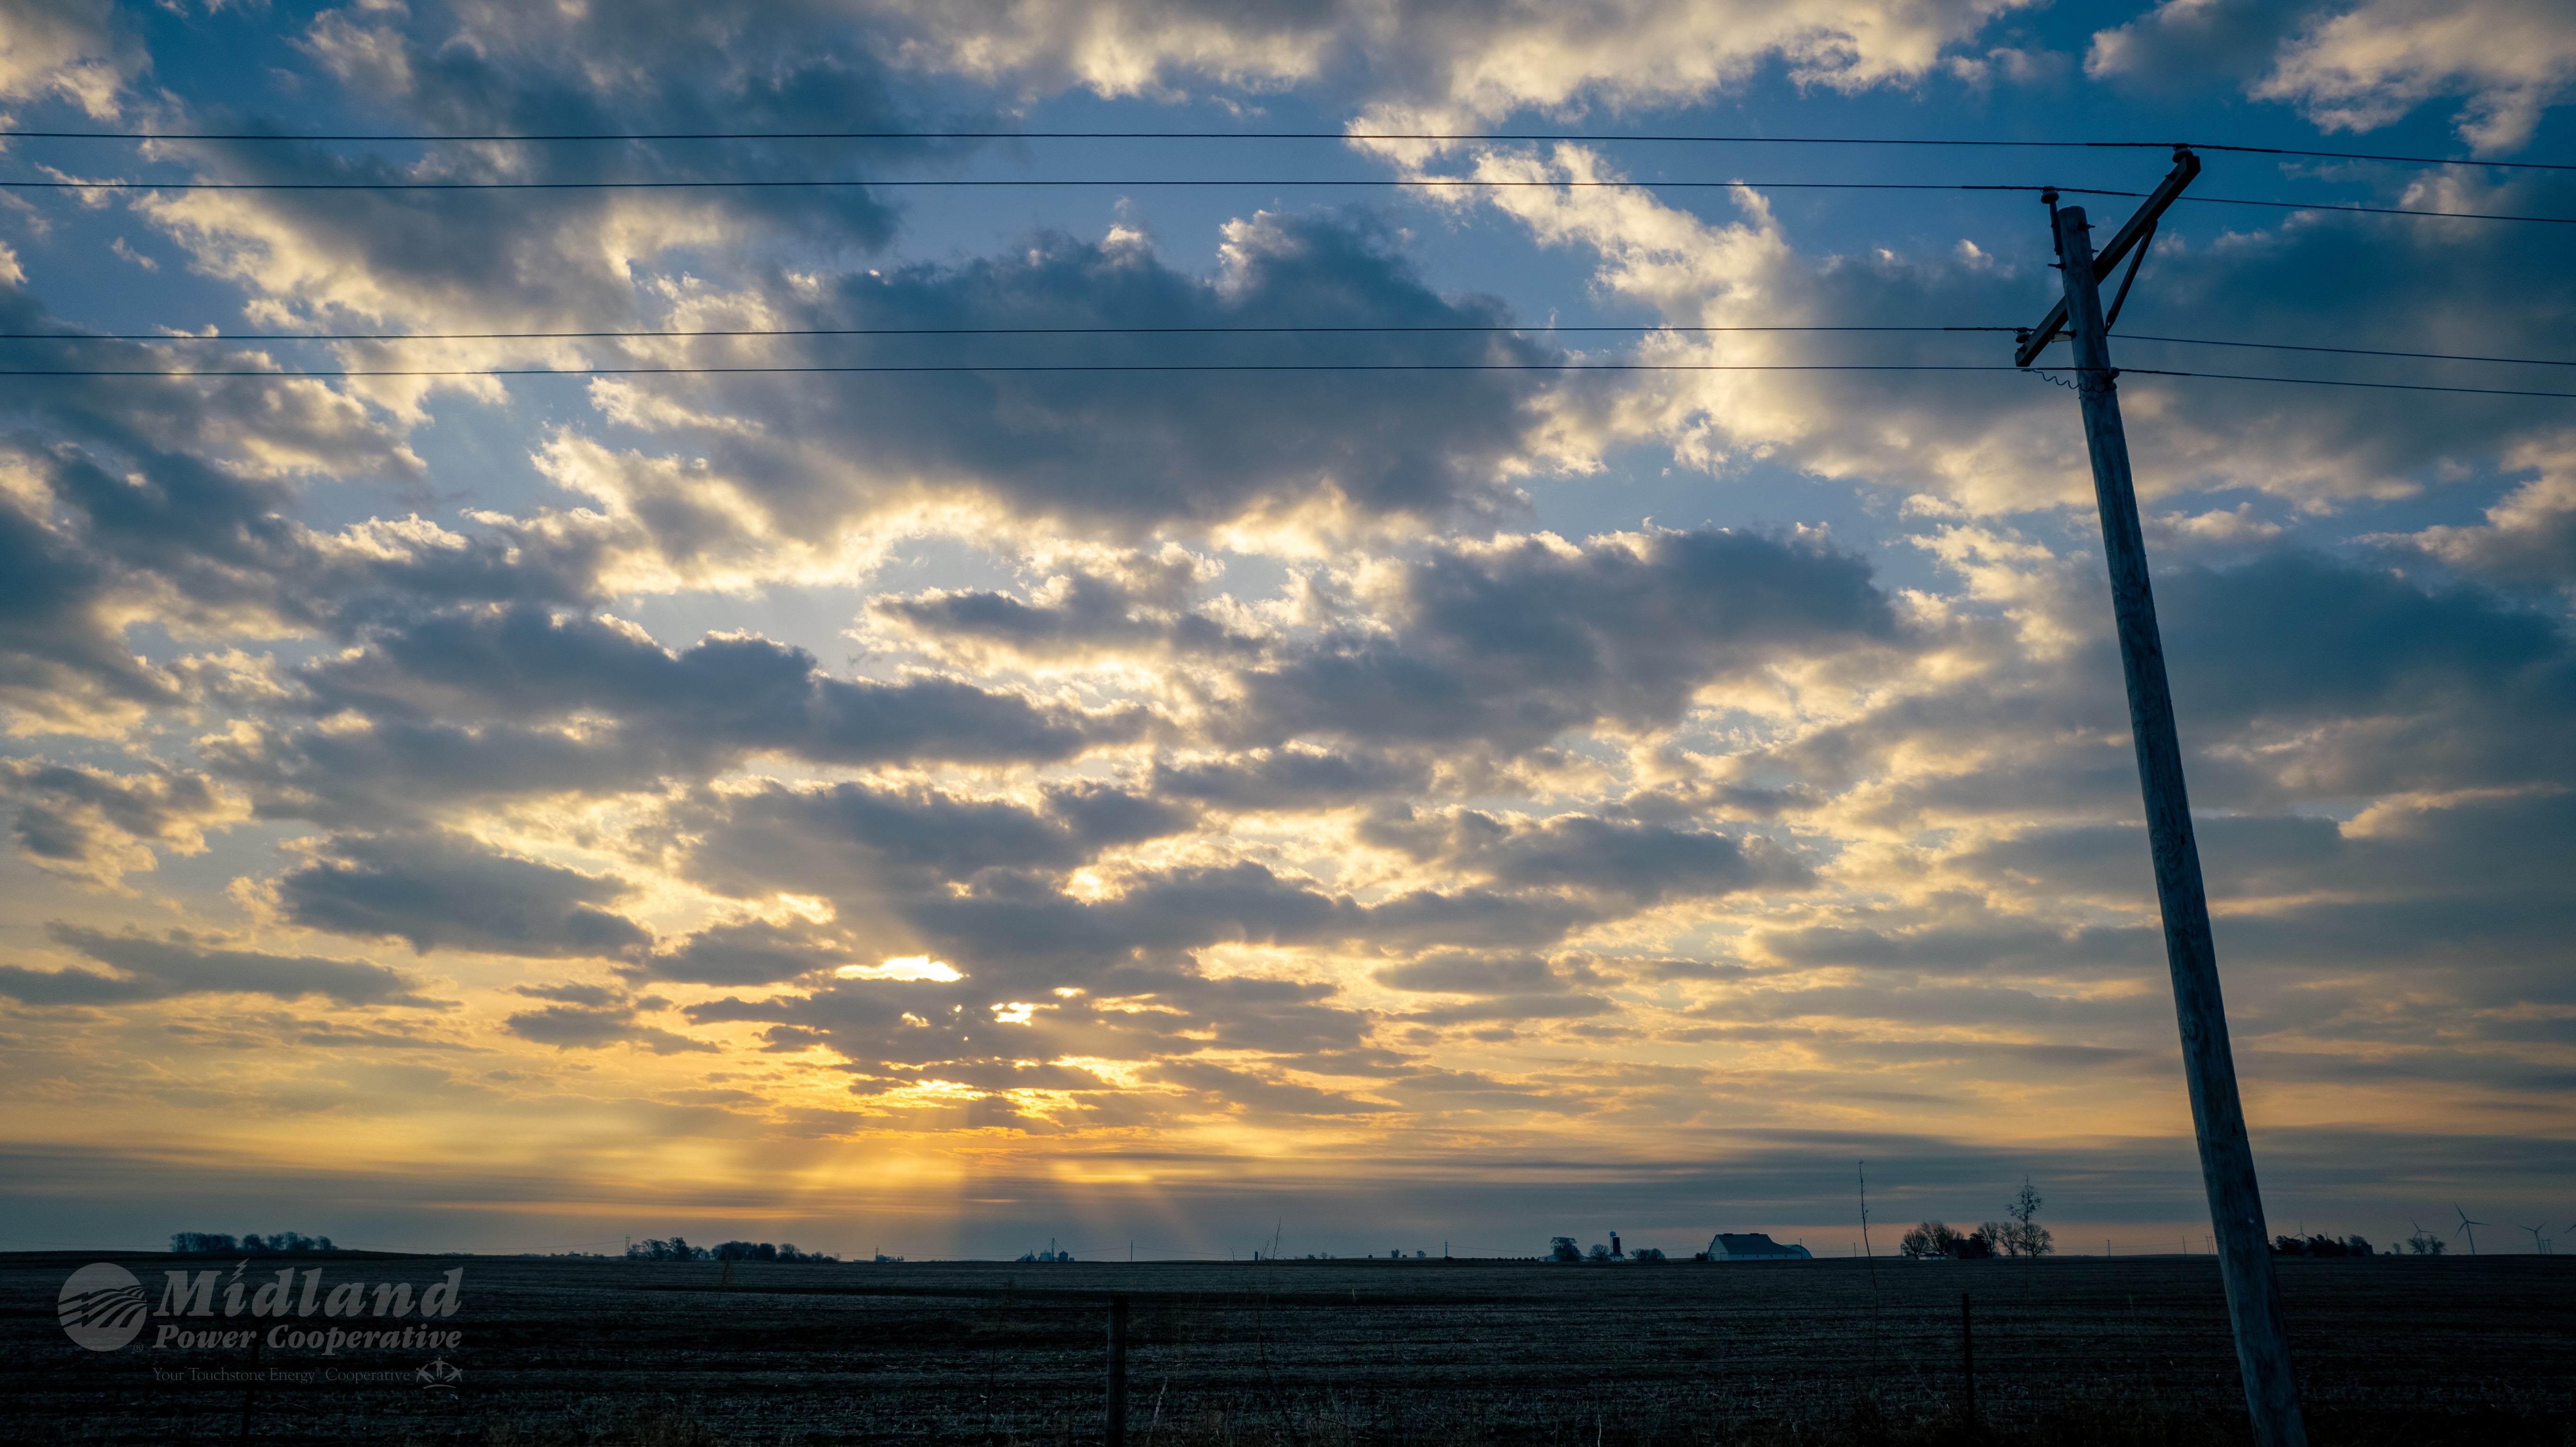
[838,955,965,982]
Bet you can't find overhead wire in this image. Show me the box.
[2114,335,2576,368]
[5,127,2571,173]
[5,326,2569,371]
[0,361,2567,398]
[4,174,2561,224]
[0,325,2021,341]
[5,131,2565,391]
[2112,369,2576,400]
[0,363,2086,376]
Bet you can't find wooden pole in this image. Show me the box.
[2052,201,2307,1447]
[1106,1291,1130,1447]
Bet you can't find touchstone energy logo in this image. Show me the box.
[59,1263,151,1351]
[58,1261,468,1355]
[417,1357,463,1390]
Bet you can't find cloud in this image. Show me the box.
[0,445,187,736]
[1429,146,2576,516]
[1374,950,1563,993]
[207,604,1147,823]
[0,292,527,735]
[500,212,1579,570]
[1371,950,1619,1023]
[2086,0,2576,153]
[1704,543,2575,853]
[270,828,655,958]
[1141,1057,1392,1119]
[2082,0,2309,95]
[2,0,2571,1219]
[503,1004,719,1055]
[502,980,719,1055]
[0,758,248,889]
[1358,806,1812,903]
[306,605,1138,766]
[669,777,1200,908]
[870,543,1261,672]
[0,0,134,120]
[641,917,866,987]
[1953,795,2576,952]
[134,0,937,339]
[874,524,1900,757]
[2154,551,2576,800]
[0,923,439,1007]
[878,0,2034,124]
[1749,915,2157,978]
[2380,434,2576,589]
[1220,526,1900,752]
[1149,746,1433,811]
[2252,0,2576,152]
[686,964,1392,1112]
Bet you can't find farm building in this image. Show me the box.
[1704,1233,1812,1261]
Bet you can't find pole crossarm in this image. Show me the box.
[2015,147,2202,366]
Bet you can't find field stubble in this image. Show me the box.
[1,1253,2568,1446]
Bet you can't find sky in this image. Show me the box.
[0,0,2570,1264]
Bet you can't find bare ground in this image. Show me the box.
[2,1252,2568,1445]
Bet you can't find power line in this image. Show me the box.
[9,174,2562,224]
[2187,142,2576,173]
[2115,368,2576,399]
[1,361,2567,397]
[0,325,2017,341]
[0,363,2057,376]
[7,176,2043,192]
[2115,335,2576,368]
[3,327,2568,369]
[9,326,2569,372]
[6,127,2570,172]
[2097,190,2567,225]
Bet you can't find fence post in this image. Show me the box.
[1106,1292,1129,1447]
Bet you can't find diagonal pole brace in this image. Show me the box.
[2103,218,2157,331]
[2015,146,2200,366]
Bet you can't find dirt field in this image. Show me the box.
[3,1251,2569,1444]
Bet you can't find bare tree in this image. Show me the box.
[1997,1178,2055,1258]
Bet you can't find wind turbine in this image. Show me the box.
[2452,1204,2486,1256]
[2519,1221,2550,1255]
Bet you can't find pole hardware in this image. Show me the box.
[2015,148,2200,367]
[2011,151,2307,1447]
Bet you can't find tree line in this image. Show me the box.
[1898,1179,2055,1259]
[2273,1234,2377,1256]
[624,1237,837,1262]
[169,1232,334,1253]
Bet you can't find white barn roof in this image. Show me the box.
[1707,1232,1812,1260]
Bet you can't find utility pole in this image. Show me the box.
[2016,146,2307,1447]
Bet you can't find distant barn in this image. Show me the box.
[1704,1233,1812,1261]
